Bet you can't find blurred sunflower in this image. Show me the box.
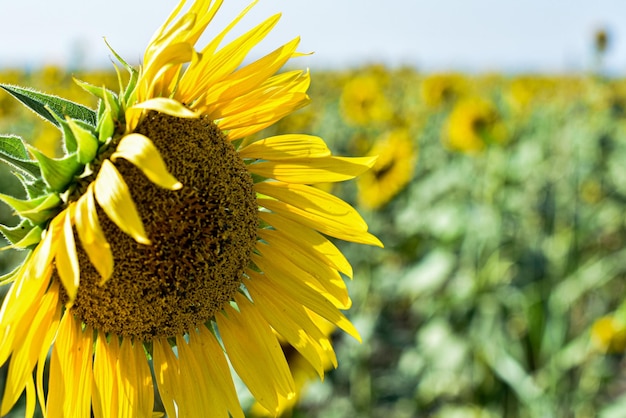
[591,315,626,353]
[0,1,381,417]
[505,76,554,114]
[357,129,417,210]
[340,74,392,126]
[421,73,468,108]
[444,97,507,153]
[0,69,23,119]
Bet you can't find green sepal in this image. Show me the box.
[0,135,42,180]
[0,192,61,224]
[0,219,42,248]
[99,91,119,142]
[74,79,119,143]
[74,79,121,115]
[49,109,78,154]
[67,118,99,164]
[13,172,48,199]
[104,38,139,106]
[0,84,97,127]
[0,263,23,286]
[97,107,116,143]
[27,146,82,192]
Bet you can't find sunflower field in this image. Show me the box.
[1,63,626,418]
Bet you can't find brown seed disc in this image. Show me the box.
[68,112,258,340]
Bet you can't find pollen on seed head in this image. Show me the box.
[66,112,258,341]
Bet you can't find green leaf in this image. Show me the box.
[0,135,42,179]
[68,118,99,164]
[0,84,97,127]
[28,146,82,192]
[0,218,42,248]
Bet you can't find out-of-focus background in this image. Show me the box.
[2,1,626,417]
[2,0,626,73]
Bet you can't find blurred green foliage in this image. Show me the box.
[2,64,626,417]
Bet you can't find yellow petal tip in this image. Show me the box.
[137,237,152,246]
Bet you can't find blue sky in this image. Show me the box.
[1,0,625,74]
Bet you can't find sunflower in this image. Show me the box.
[444,97,507,153]
[357,129,417,210]
[339,73,392,126]
[591,315,626,354]
[0,1,381,416]
[420,73,468,108]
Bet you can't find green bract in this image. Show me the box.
[0,52,139,251]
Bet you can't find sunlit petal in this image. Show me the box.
[94,159,151,245]
[75,184,114,285]
[112,133,182,190]
[217,295,295,414]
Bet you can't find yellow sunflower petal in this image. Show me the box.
[153,338,181,418]
[256,181,383,247]
[259,211,352,278]
[246,274,332,377]
[181,0,223,46]
[0,258,53,366]
[29,223,58,280]
[47,314,93,418]
[201,37,301,107]
[145,0,222,78]
[94,159,151,245]
[176,335,216,417]
[0,262,31,346]
[200,0,259,58]
[255,238,351,309]
[92,333,120,418]
[249,155,378,183]
[141,8,198,99]
[188,327,244,418]
[54,207,80,305]
[117,338,154,418]
[176,328,244,418]
[75,184,113,285]
[146,0,188,46]
[145,10,195,61]
[24,378,35,418]
[212,71,310,131]
[36,283,62,414]
[0,282,59,416]
[238,134,330,160]
[111,133,183,190]
[143,41,195,98]
[217,295,295,414]
[175,0,261,96]
[209,70,308,118]
[131,97,198,118]
[179,13,281,104]
[252,254,360,342]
